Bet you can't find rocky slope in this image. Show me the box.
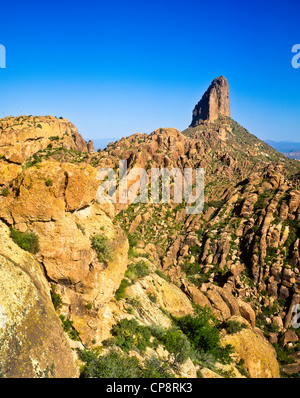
[191,75,230,125]
[0,77,299,378]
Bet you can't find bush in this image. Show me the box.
[10,228,40,254]
[125,260,149,282]
[79,349,143,378]
[142,356,174,378]
[162,329,191,364]
[45,178,53,187]
[175,307,233,364]
[91,233,113,262]
[59,315,80,341]
[273,343,296,365]
[78,349,174,378]
[106,318,152,353]
[223,320,248,334]
[115,278,130,300]
[155,269,171,282]
[50,289,63,311]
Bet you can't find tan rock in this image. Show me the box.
[237,299,256,327]
[206,288,231,321]
[0,221,78,378]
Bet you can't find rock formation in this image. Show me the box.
[0,221,78,377]
[0,77,300,378]
[190,76,230,125]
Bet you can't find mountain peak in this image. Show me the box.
[190,75,230,126]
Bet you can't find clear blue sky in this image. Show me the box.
[1,0,300,142]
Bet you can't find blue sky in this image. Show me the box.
[1,0,300,142]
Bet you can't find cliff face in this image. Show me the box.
[0,115,87,164]
[190,76,230,125]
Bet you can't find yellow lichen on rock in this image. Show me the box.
[221,316,280,378]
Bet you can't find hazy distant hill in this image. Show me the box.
[91,138,118,151]
[265,139,300,152]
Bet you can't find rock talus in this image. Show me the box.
[191,75,230,125]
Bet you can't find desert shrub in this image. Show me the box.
[91,233,113,262]
[125,260,149,282]
[141,356,174,378]
[23,152,42,170]
[115,278,130,300]
[175,307,233,364]
[78,349,174,378]
[105,318,152,353]
[155,269,171,282]
[78,348,143,378]
[161,329,191,364]
[254,192,271,211]
[148,293,157,303]
[273,343,296,365]
[59,315,80,341]
[10,228,39,254]
[45,178,53,187]
[223,319,248,334]
[207,200,225,209]
[1,187,9,197]
[50,288,63,310]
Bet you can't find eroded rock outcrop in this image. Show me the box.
[0,221,78,378]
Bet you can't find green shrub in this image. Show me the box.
[175,307,233,364]
[161,329,191,364]
[78,348,174,378]
[273,343,296,365]
[1,187,9,197]
[50,288,63,311]
[45,178,53,187]
[155,269,171,282]
[115,278,130,300]
[148,293,157,303]
[10,228,40,254]
[79,348,143,378]
[125,260,149,282]
[91,233,113,262]
[105,318,152,353]
[141,356,174,378]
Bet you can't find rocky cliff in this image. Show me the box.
[0,78,299,378]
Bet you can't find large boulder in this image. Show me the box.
[190,76,230,125]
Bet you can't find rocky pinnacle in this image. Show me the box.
[190,76,230,126]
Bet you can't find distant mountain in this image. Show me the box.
[282,150,300,160]
[91,138,118,151]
